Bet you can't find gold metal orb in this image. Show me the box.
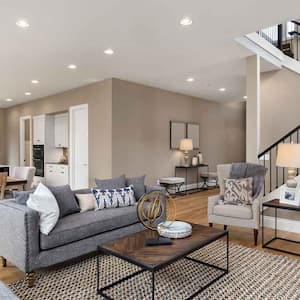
[137,191,176,231]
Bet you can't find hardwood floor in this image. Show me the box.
[1,188,299,285]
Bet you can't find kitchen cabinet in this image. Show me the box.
[54,113,68,148]
[45,164,69,186]
[33,115,45,145]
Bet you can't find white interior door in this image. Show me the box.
[69,104,89,189]
[19,116,32,167]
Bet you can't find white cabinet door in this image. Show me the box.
[54,113,68,148]
[33,115,45,145]
[69,104,88,189]
[45,164,69,186]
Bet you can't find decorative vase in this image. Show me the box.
[197,152,203,164]
[192,156,198,166]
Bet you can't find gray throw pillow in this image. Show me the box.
[48,185,80,218]
[126,175,146,200]
[95,174,126,189]
[13,190,34,205]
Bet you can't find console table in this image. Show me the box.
[262,199,300,256]
[175,164,209,194]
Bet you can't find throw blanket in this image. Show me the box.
[229,163,267,199]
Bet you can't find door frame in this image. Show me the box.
[19,115,32,167]
[69,104,89,189]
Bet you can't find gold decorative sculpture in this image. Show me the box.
[137,191,176,231]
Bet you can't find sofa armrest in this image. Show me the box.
[208,195,222,216]
[145,185,166,193]
[0,200,40,272]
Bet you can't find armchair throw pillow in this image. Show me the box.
[224,177,253,206]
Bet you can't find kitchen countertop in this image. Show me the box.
[45,162,69,165]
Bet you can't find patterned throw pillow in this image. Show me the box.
[92,186,136,211]
[223,177,253,205]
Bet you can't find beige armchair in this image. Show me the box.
[208,164,263,245]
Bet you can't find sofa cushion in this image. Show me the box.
[48,185,80,218]
[213,204,252,219]
[126,175,146,200]
[40,205,139,250]
[95,174,126,189]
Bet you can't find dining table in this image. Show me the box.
[6,177,27,191]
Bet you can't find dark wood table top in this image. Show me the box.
[263,199,300,211]
[175,164,208,169]
[6,177,27,185]
[99,223,227,271]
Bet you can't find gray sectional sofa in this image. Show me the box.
[0,185,164,287]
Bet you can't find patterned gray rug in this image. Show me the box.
[9,241,300,300]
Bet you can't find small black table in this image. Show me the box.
[262,199,300,256]
[175,164,209,194]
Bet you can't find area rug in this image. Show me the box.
[9,241,300,300]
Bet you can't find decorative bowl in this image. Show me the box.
[157,221,192,239]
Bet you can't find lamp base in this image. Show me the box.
[183,153,190,167]
[287,168,298,188]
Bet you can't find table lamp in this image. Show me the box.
[179,138,193,167]
[276,143,300,188]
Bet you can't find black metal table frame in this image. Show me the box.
[262,203,300,256]
[97,231,229,300]
[175,164,209,195]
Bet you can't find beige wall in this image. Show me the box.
[4,80,112,186]
[112,79,246,185]
[260,68,300,152]
[0,109,5,163]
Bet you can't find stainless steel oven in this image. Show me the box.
[32,145,44,177]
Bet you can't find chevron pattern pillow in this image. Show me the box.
[92,186,136,210]
[223,177,253,205]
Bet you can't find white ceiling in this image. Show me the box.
[0,0,299,108]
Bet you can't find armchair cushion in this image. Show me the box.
[213,204,252,219]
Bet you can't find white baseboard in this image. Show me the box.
[262,215,300,234]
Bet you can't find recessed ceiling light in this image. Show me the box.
[6,98,13,102]
[186,77,195,83]
[243,95,248,99]
[219,87,226,92]
[16,19,29,28]
[68,64,77,69]
[180,17,193,26]
[104,48,114,55]
[31,80,39,84]
[25,92,31,96]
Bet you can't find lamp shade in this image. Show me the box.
[179,138,193,151]
[276,143,300,168]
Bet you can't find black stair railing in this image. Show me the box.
[258,20,300,61]
[258,125,300,196]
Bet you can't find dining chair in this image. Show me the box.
[12,167,36,191]
[0,172,8,200]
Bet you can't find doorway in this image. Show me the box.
[20,116,32,167]
[69,104,89,189]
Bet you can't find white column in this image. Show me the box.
[246,55,260,163]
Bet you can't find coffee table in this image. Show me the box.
[97,224,229,299]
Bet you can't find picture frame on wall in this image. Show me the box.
[170,121,186,149]
[280,185,300,206]
[187,123,200,149]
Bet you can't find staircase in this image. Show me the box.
[258,20,300,62]
[258,125,300,196]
